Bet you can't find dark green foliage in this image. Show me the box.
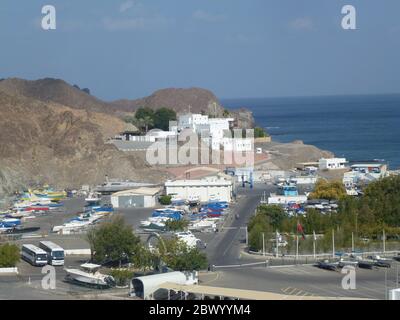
[108,269,135,286]
[159,195,172,205]
[165,219,189,231]
[135,107,155,121]
[256,205,287,230]
[158,239,208,271]
[86,216,141,265]
[153,108,176,131]
[254,127,269,138]
[247,176,400,253]
[0,243,20,267]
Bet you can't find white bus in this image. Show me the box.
[21,244,48,266]
[39,241,65,266]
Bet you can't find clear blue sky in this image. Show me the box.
[1,0,399,100]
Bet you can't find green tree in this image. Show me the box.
[256,205,287,230]
[135,107,155,121]
[159,195,172,205]
[165,219,189,232]
[310,179,347,200]
[248,213,273,251]
[153,108,176,131]
[158,238,208,271]
[108,269,135,286]
[131,244,158,272]
[0,243,20,267]
[254,127,269,138]
[86,216,141,266]
[222,109,230,118]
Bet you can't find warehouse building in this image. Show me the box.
[111,187,161,208]
[165,177,234,203]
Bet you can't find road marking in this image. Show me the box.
[201,272,220,285]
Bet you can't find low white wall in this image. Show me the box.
[64,249,91,256]
[0,267,18,274]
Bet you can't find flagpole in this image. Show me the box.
[313,231,316,259]
[262,232,265,256]
[383,229,386,253]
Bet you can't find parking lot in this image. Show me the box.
[200,262,400,299]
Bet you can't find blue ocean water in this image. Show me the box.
[222,95,400,169]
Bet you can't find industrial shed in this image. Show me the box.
[111,187,161,208]
[130,271,198,299]
[165,177,234,203]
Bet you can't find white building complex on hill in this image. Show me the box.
[171,113,252,152]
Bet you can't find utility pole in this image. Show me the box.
[385,268,388,300]
[245,226,248,246]
[352,232,354,253]
[332,229,335,259]
[296,235,299,262]
[383,229,386,253]
[313,231,316,259]
[262,232,265,256]
[276,230,279,258]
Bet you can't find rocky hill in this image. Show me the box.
[0,78,255,128]
[0,78,131,115]
[111,87,225,116]
[0,90,168,195]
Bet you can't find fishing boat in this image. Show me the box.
[64,263,116,289]
[85,192,101,204]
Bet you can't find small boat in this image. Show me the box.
[357,259,375,269]
[367,255,392,268]
[338,258,359,268]
[316,260,339,271]
[64,263,116,289]
[85,192,101,204]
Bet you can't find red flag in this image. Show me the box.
[297,221,305,240]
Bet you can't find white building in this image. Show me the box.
[319,158,347,170]
[208,118,234,140]
[165,177,234,203]
[176,113,209,133]
[343,163,388,188]
[173,113,237,150]
[111,187,161,208]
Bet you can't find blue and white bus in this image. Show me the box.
[21,244,48,266]
[39,241,65,266]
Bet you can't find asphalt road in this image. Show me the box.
[199,262,400,299]
[205,183,275,266]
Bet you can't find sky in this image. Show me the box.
[0,0,400,101]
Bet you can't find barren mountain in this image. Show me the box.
[0,78,131,115]
[111,87,226,116]
[0,78,255,128]
[0,91,168,195]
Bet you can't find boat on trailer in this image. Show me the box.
[64,263,116,289]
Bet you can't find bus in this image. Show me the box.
[21,244,48,267]
[39,241,65,266]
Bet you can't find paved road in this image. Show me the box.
[205,183,276,266]
[199,262,400,299]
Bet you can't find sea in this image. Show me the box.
[222,94,400,170]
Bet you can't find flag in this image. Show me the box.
[297,221,305,240]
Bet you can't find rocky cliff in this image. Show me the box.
[0,90,167,195]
